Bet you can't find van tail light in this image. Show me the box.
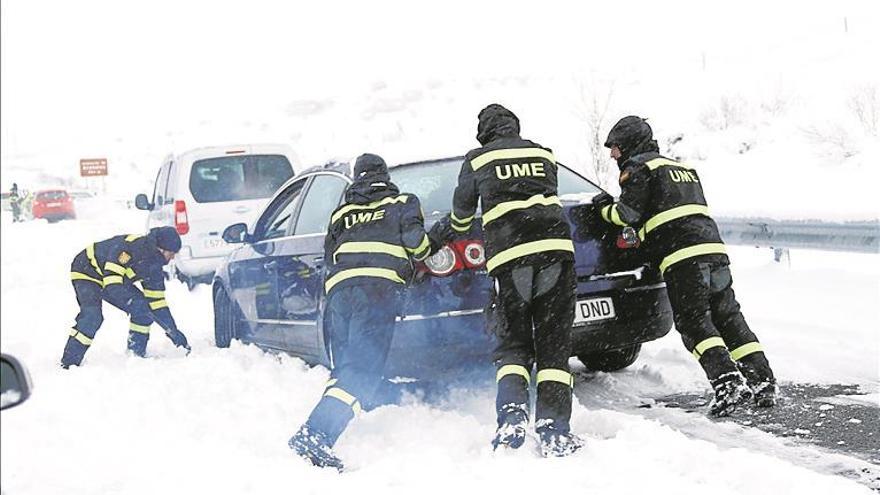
[419,239,486,277]
[174,200,190,235]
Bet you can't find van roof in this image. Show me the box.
[173,143,299,165]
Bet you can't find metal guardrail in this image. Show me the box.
[715,217,880,254]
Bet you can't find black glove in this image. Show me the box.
[166,329,191,353]
[591,191,614,209]
[428,214,455,246]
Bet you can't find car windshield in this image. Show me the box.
[37,191,67,201]
[189,154,294,203]
[389,158,602,216]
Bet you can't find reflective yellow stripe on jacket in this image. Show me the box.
[645,157,694,171]
[638,204,710,240]
[407,234,432,261]
[451,211,474,233]
[86,244,102,275]
[104,262,126,276]
[333,242,408,263]
[470,147,555,171]
[659,243,727,274]
[482,194,562,227]
[601,204,628,227]
[71,272,104,286]
[324,267,405,294]
[486,239,574,273]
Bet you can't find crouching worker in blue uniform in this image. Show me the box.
[61,226,191,368]
[289,153,436,471]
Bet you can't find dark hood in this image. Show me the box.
[620,139,660,168]
[476,104,521,145]
[605,115,658,167]
[345,153,400,205]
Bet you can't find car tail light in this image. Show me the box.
[424,245,459,276]
[616,226,640,249]
[174,200,190,235]
[455,240,486,268]
[419,239,486,277]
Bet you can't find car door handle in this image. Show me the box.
[264,260,279,270]
[234,206,250,214]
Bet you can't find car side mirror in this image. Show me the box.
[1,354,32,411]
[134,194,153,211]
[223,223,250,244]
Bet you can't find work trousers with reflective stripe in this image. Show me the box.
[61,279,153,368]
[303,282,399,446]
[492,260,576,432]
[663,255,773,383]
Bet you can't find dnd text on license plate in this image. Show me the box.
[574,296,616,323]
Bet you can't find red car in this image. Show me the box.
[32,189,76,222]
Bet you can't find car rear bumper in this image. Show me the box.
[571,282,673,354]
[175,247,226,277]
[386,312,493,378]
[384,282,672,377]
[33,208,75,219]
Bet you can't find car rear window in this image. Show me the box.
[189,154,294,203]
[390,159,601,216]
[36,191,68,201]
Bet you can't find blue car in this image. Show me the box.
[212,157,672,378]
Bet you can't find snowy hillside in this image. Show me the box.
[2,2,879,221]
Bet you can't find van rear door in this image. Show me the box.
[184,153,294,260]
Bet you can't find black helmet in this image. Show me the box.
[151,226,182,253]
[604,116,653,156]
[353,153,389,180]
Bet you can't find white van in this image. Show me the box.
[135,143,299,287]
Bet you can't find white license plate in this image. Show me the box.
[574,297,616,324]
[204,237,225,249]
[47,202,61,207]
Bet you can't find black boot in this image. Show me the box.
[535,420,583,457]
[492,404,528,450]
[709,371,753,417]
[736,352,777,407]
[288,425,344,471]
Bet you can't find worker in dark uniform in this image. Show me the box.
[61,226,191,368]
[435,104,582,457]
[9,183,23,222]
[289,153,436,471]
[594,115,777,416]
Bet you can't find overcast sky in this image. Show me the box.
[2,0,877,170]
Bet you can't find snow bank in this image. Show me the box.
[1,195,876,494]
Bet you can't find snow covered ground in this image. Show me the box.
[0,202,877,494]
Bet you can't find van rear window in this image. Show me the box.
[189,155,294,203]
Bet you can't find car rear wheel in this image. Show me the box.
[214,287,241,348]
[577,344,641,372]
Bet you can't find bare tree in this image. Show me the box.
[574,78,616,189]
[849,84,878,137]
